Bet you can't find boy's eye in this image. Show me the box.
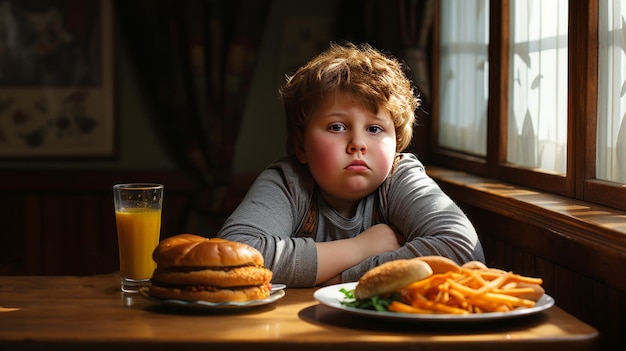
[328,123,346,132]
[366,126,383,134]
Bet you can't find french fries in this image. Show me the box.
[388,266,544,314]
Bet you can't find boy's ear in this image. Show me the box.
[295,147,307,164]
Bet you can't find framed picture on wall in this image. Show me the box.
[0,0,115,158]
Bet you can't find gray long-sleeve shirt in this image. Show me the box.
[217,153,484,287]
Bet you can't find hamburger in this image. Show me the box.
[354,256,461,300]
[354,258,432,300]
[148,234,273,302]
[353,256,544,303]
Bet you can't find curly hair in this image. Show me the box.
[279,42,421,157]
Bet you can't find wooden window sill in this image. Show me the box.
[426,165,626,251]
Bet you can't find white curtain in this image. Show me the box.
[597,0,626,183]
[438,0,489,156]
[507,0,568,175]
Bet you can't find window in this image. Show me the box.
[438,0,489,156]
[507,0,568,174]
[433,0,626,211]
[598,0,626,183]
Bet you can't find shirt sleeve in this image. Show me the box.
[341,153,485,282]
[217,158,319,287]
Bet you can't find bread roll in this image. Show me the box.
[414,256,461,274]
[354,259,433,300]
[152,234,264,267]
[461,260,488,270]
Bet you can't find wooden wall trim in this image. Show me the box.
[0,170,198,192]
[427,166,626,247]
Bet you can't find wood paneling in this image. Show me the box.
[0,170,198,276]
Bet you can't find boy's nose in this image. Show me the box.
[347,135,367,154]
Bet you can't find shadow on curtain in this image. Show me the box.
[116,0,271,235]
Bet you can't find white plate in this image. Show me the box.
[314,282,554,322]
[140,284,286,310]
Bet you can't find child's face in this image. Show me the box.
[297,92,396,209]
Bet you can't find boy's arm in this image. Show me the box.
[315,223,403,285]
[218,161,318,287]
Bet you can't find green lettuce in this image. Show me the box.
[339,288,398,312]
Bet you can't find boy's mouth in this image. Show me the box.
[345,160,369,171]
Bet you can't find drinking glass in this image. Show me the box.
[113,183,163,292]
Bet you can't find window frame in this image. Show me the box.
[430,0,626,211]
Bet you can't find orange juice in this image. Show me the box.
[115,208,162,280]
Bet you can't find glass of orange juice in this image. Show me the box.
[113,183,163,292]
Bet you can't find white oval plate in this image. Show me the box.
[140,284,286,310]
[314,282,554,322]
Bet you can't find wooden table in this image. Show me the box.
[0,274,598,351]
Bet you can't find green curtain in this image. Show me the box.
[116,0,271,234]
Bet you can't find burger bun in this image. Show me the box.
[415,255,461,274]
[354,259,433,300]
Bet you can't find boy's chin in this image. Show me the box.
[334,182,381,200]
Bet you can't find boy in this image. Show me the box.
[217,42,484,287]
